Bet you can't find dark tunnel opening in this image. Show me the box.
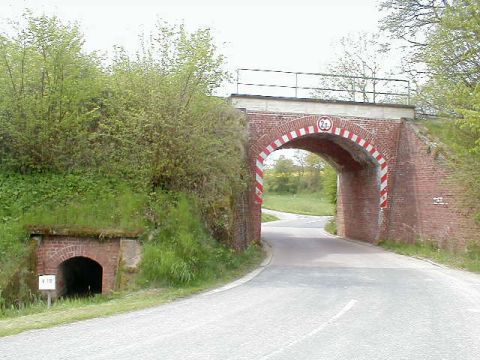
[59,257,102,297]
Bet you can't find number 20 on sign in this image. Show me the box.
[318,117,332,132]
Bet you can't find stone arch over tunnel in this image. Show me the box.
[252,115,389,243]
[58,256,103,297]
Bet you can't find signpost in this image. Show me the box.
[39,275,56,308]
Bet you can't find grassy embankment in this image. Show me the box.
[262,193,335,216]
[379,239,480,273]
[262,192,336,231]
[0,172,263,336]
[324,219,337,235]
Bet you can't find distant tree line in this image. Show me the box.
[264,152,337,204]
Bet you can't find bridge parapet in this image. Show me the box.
[231,94,415,121]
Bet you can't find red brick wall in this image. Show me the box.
[388,121,479,249]
[338,166,381,241]
[36,236,121,296]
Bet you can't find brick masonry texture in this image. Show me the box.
[36,236,127,297]
[35,112,479,273]
[387,122,479,249]
[235,110,479,249]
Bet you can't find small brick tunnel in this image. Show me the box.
[34,229,142,299]
[58,257,103,297]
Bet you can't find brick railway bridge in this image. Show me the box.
[35,69,478,297]
[231,92,476,250]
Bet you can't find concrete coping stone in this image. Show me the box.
[229,93,416,110]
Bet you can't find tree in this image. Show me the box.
[381,0,480,222]
[314,32,401,103]
[380,0,449,46]
[0,13,105,171]
[266,156,298,194]
[381,0,480,138]
[301,153,325,191]
[97,21,248,237]
[321,164,337,205]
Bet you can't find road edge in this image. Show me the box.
[201,240,273,296]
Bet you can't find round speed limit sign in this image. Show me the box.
[318,117,332,132]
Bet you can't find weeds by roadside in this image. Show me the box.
[324,218,337,235]
[261,213,279,223]
[379,239,480,273]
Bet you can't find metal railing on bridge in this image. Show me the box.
[235,68,411,105]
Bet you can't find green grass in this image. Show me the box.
[421,119,458,149]
[262,193,335,216]
[0,172,149,308]
[0,245,264,337]
[379,239,480,273]
[262,213,280,223]
[324,218,337,235]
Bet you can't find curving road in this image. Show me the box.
[2,212,480,359]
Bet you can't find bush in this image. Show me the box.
[140,193,239,285]
[0,13,105,172]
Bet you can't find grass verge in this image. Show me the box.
[0,246,264,337]
[262,213,279,223]
[262,193,334,216]
[324,218,337,235]
[379,239,480,273]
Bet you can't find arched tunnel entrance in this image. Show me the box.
[254,118,388,243]
[59,257,103,297]
[280,133,381,241]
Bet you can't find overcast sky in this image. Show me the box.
[0,0,386,164]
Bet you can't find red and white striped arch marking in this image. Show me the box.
[255,116,388,208]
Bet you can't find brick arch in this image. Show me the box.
[252,115,379,153]
[48,245,105,271]
[36,237,121,295]
[253,115,388,208]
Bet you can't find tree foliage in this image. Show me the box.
[97,22,248,236]
[0,13,248,238]
[101,23,247,193]
[0,13,105,171]
[381,0,480,221]
[381,0,480,147]
[380,0,449,46]
[264,152,336,200]
[314,32,407,104]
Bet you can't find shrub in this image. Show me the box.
[140,193,243,286]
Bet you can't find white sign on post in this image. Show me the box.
[39,275,56,290]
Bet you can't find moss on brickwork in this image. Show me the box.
[27,226,143,240]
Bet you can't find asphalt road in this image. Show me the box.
[2,212,480,359]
